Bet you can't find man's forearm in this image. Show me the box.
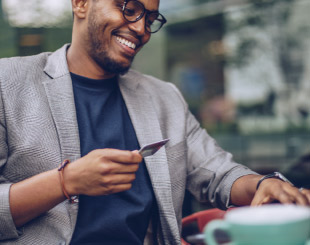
[9,169,66,227]
[230,174,262,206]
[231,173,310,206]
[9,149,142,228]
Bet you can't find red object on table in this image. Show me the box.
[181,208,226,245]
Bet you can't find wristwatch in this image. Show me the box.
[256,172,293,190]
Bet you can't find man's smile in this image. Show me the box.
[116,36,137,50]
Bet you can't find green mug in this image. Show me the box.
[204,204,310,245]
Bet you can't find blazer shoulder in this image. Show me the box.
[0,52,51,78]
[0,52,51,86]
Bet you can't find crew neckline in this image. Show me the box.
[70,72,118,90]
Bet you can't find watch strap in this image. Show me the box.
[256,172,293,190]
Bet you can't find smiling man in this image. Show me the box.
[0,0,310,244]
[67,0,158,78]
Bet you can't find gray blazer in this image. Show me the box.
[0,44,256,244]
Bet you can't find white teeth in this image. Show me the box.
[116,36,136,50]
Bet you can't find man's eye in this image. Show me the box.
[146,14,158,26]
[124,7,136,16]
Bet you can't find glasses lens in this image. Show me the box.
[147,13,165,33]
[122,0,167,33]
[123,1,144,22]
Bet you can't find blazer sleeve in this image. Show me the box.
[0,76,21,240]
[168,83,258,209]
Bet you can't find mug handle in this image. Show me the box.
[204,220,234,245]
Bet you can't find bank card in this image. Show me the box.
[138,139,170,158]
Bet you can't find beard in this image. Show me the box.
[87,11,133,75]
[90,44,133,75]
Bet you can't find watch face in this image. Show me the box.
[275,172,293,186]
[257,172,294,190]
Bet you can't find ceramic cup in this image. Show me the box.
[204,204,310,245]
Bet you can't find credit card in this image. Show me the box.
[138,139,170,158]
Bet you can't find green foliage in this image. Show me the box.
[0,0,16,57]
[225,0,308,76]
[203,121,239,134]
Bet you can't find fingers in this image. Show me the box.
[67,148,143,196]
[283,185,309,206]
[103,183,134,195]
[89,174,136,195]
[96,149,141,174]
[299,188,310,204]
[95,149,142,164]
[251,179,310,206]
[251,192,274,206]
[100,173,136,186]
[99,160,139,174]
[272,189,295,204]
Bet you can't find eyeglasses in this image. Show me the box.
[121,0,167,33]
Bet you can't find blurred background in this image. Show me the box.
[1,0,310,214]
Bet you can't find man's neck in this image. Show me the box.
[66,44,116,80]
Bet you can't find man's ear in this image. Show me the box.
[72,0,89,19]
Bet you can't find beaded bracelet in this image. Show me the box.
[58,159,79,204]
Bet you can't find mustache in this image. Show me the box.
[112,30,142,46]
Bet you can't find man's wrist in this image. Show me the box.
[230,174,262,206]
[256,172,293,190]
[58,160,79,203]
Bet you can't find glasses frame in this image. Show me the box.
[122,0,167,33]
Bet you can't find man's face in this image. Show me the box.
[86,0,159,75]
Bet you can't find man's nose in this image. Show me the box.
[128,17,146,36]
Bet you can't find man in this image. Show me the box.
[0,0,309,244]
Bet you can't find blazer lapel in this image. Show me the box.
[42,74,81,161]
[119,72,179,242]
[42,45,81,161]
[42,45,80,233]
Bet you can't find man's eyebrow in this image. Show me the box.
[146,6,159,13]
[146,9,159,14]
[145,3,160,12]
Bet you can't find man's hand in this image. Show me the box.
[64,149,143,196]
[251,178,310,206]
[231,174,310,206]
[10,148,142,227]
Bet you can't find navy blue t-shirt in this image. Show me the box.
[70,73,155,244]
